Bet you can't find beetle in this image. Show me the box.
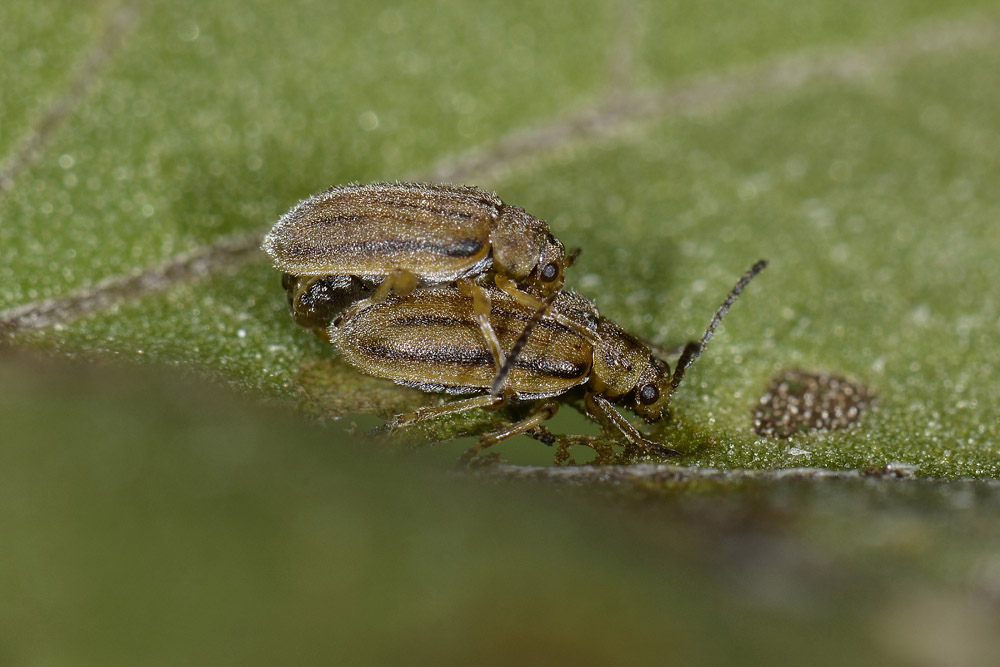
[263,182,575,372]
[327,260,768,460]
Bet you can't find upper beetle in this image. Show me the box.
[262,181,570,299]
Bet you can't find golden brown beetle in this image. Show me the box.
[329,261,767,460]
[264,182,569,293]
[263,183,574,373]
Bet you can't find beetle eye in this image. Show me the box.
[540,262,560,282]
[638,383,660,405]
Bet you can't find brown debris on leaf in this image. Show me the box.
[753,369,873,438]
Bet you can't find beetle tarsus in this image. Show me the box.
[459,401,559,463]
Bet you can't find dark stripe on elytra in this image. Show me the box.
[513,355,587,380]
[362,238,483,258]
[310,210,483,239]
[358,342,586,380]
[308,213,368,226]
[362,342,493,367]
[388,308,583,339]
[489,305,579,335]
[379,197,497,221]
[288,237,485,260]
[387,314,478,328]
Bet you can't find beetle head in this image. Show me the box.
[524,232,568,296]
[492,206,566,296]
[630,355,673,423]
[592,319,673,422]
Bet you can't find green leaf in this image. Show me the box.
[4,0,999,473]
[4,3,1000,660]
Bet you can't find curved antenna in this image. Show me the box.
[670,259,768,392]
[489,289,562,396]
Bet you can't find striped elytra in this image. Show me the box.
[323,261,767,461]
[262,182,568,292]
[331,285,597,400]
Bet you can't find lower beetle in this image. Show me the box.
[328,260,768,460]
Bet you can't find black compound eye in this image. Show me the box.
[638,384,660,406]
[540,262,560,282]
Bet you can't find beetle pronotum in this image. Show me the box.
[328,260,768,460]
[263,182,576,382]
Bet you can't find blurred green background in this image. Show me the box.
[3,0,1000,663]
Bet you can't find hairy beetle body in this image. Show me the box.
[329,283,680,457]
[263,182,568,293]
[264,182,574,375]
[332,286,598,400]
[326,260,767,460]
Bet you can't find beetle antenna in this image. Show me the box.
[490,290,561,396]
[565,247,582,268]
[670,259,768,391]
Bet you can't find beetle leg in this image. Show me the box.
[584,392,679,457]
[460,400,560,463]
[373,268,419,302]
[494,274,599,344]
[382,393,506,431]
[493,273,546,309]
[457,278,506,373]
[331,268,420,328]
[489,273,598,397]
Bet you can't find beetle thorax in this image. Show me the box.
[589,318,649,399]
[490,205,553,283]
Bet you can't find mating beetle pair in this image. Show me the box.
[264,182,573,373]
[263,181,766,460]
